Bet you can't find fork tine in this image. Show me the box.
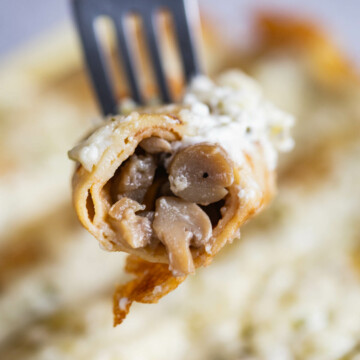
[72,0,118,115]
[72,0,201,115]
[171,0,201,82]
[113,18,142,104]
[142,13,171,103]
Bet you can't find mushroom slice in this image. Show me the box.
[111,154,156,203]
[139,137,172,154]
[169,143,234,205]
[153,196,212,276]
[109,197,152,249]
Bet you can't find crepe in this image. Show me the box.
[69,70,294,325]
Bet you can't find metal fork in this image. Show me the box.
[72,0,201,116]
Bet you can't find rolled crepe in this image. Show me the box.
[69,70,294,325]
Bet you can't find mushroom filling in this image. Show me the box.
[108,138,235,275]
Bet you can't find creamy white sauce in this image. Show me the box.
[69,70,294,171]
[68,122,116,172]
[68,114,137,172]
[177,70,295,170]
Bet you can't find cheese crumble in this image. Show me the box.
[69,70,294,171]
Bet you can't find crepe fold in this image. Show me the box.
[70,103,276,325]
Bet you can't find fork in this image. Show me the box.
[72,0,201,116]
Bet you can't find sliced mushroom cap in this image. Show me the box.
[139,137,172,154]
[153,196,212,276]
[109,197,152,249]
[111,154,156,203]
[169,143,234,205]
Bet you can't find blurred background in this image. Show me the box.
[1,0,360,64]
[0,1,360,359]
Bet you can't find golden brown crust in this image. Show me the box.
[113,255,186,326]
